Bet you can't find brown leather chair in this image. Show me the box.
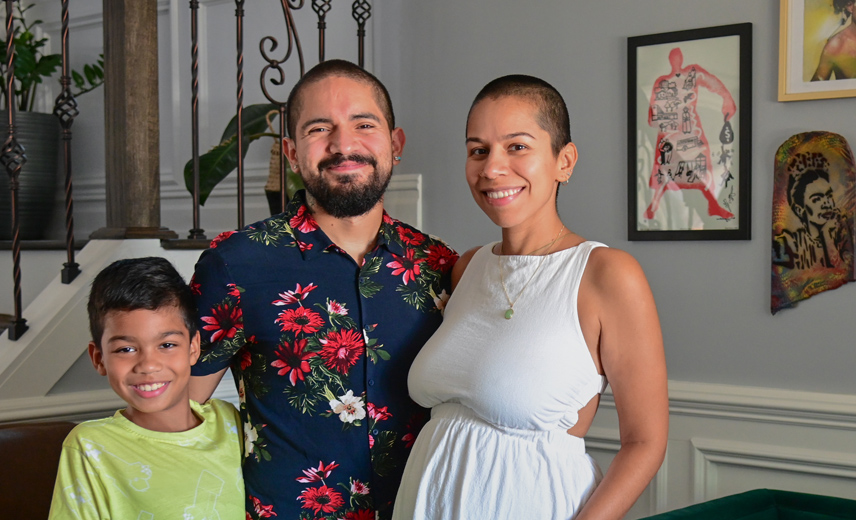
[0,421,76,519]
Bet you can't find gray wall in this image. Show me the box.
[376,0,856,395]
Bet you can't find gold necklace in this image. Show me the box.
[498,225,564,320]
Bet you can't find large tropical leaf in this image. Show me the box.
[183,103,281,205]
[221,102,279,142]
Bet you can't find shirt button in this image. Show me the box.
[372,429,379,435]
[368,379,375,387]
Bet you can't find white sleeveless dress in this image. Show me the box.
[393,241,608,520]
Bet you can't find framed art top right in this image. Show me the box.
[779,0,856,101]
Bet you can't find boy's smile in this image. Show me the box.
[89,306,201,432]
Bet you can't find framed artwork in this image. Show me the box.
[628,23,752,241]
[778,0,856,101]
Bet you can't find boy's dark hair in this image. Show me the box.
[467,74,572,157]
[88,257,197,348]
[286,59,395,139]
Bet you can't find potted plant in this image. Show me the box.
[183,103,304,216]
[0,3,104,240]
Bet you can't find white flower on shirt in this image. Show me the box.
[244,421,258,458]
[328,390,366,423]
[433,289,450,313]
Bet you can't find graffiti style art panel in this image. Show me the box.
[628,23,752,241]
[771,132,856,313]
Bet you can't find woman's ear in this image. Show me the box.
[556,142,579,183]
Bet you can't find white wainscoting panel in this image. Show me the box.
[586,381,856,518]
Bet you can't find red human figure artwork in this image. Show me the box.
[645,47,736,221]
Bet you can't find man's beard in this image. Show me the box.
[302,153,392,218]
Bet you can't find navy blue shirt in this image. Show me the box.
[191,191,457,520]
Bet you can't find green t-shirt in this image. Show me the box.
[48,399,244,519]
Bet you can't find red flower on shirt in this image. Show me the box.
[226,283,241,298]
[425,243,457,273]
[189,277,201,295]
[275,307,324,335]
[201,303,243,342]
[209,230,237,248]
[249,495,277,517]
[272,338,316,386]
[386,249,426,285]
[289,205,318,233]
[239,347,253,370]
[272,283,318,306]
[295,460,340,483]
[319,329,364,374]
[367,402,392,422]
[344,510,375,520]
[397,225,425,246]
[298,485,344,514]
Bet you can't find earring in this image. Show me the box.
[394,156,402,161]
[561,176,570,186]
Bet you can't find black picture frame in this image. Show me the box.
[628,23,752,241]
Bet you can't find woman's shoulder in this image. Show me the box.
[451,245,486,290]
[584,245,649,296]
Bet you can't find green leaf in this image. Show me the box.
[375,348,391,361]
[183,130,276,205]
[83,63,97,84]
[71,70,84,89]
[220,102,279,143]
[183,103,280,205]
[359,278,383,298]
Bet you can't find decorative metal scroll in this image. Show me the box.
[3,0,27,340]
[311,0,331,62]
[53,0,81,284]
[187,0,372,229]
[351,0,371,68]
[260,0,306,214]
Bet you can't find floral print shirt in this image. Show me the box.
[191,191,457,520]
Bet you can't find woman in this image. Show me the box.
[393,75,668,519]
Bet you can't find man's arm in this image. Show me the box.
[189,368,228,404]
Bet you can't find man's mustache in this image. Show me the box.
[318,154,377,171]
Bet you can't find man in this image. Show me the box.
[189,60,457,519]
[812,0,856,81]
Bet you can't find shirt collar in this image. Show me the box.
[283,190,407,261]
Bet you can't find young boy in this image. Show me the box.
[48,257,244,519]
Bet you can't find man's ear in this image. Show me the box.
[283,137,300,172]
[189,331,201,366]
[555,142,579,183]
[88,342,107,376]
[391,127,406,164]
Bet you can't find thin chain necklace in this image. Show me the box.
[498,225,565,320]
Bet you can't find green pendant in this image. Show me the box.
[504,308,514,320]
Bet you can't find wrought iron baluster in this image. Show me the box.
[3,0,27,340]
[235,0,246,229]
[311,0,331,62]
[260,0,305,214]
[351,0,371,68]
[188,0,205,239]
[53,0,80,284]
